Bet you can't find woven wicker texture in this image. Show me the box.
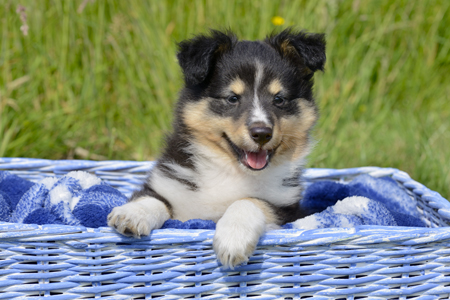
[1,158,450,299]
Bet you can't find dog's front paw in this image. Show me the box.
[213,200,266,269]
[213,227,258,269]
[107,204,152,237]
[107,196,170,238]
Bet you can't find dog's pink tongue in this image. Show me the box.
[246,150,268,170]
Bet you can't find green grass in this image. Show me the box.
[1,0,449,199]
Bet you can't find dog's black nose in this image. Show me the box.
[250,127,272,146]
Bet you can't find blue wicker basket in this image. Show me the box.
[1,157,450,300]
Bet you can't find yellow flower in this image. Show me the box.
[271,16,285,26]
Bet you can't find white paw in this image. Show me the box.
[213,200,266,269]
[107,196,170,238]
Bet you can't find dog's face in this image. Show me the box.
[176,29,326,172]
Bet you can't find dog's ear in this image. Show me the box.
[266,28,326,73]
[177,30,236,86]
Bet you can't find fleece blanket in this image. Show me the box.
[0,170,426,229]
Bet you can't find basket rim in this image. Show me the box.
[1,157,449,244]
[0,157,446,200]
[1,222,450,247]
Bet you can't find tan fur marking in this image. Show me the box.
[246,198,279,225]
[279,40,312,76]
[183,100,227,156]
[182,98,317,169]
[229,78,245,95]
[216,42,232,54]
[268,79,283,95]
[271,100,318,165]
[182,99,253,162]
[280,40,297,56]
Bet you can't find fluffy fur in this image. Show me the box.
[108,28,326,268]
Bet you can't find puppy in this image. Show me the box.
[108,28,326,268]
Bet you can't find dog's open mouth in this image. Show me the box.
[224,134,274,171]
[243,150,272,170]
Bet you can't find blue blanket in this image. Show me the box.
[0,171,425,229]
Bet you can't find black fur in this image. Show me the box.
[282,167,303,188]
[271,201,310,224]
[159,133,196,171]
[158,163,199,191]
[158,123,198,188]
[175,28,326,127]
[130,183,173,217]
[266,28,326,72]
[132,28,326,225]
[177,30,237,87]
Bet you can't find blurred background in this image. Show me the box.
[1,0,449,199]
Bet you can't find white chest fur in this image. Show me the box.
[149,153,302,222]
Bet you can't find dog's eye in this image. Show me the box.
[273,96,286,107]
[227,95,240,104]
